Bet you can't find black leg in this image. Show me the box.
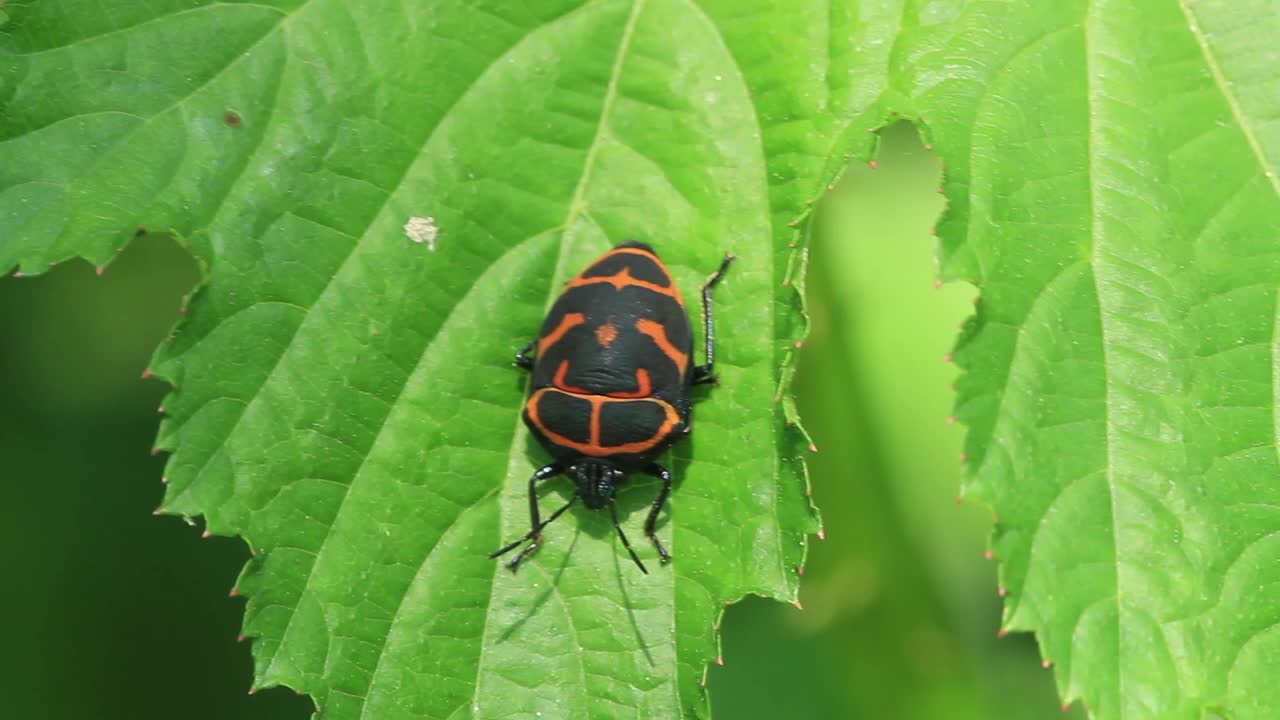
[610,502,648,574]
[692,254,734,384]
[504,496,577,571]
[489,463,563,569]
[514,341,535,370]
[644,463,674,562]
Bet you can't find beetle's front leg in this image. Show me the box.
[489,463,563,570]
[514,341,536,370]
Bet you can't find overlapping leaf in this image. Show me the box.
[899,2,1280,718]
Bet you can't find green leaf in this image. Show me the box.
[897,2,1280,719]
[2,1,860,716]
[6,0,1278,718]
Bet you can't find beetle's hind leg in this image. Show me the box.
[692,254,735,385]
[514,340,536,370]
[643,463,675,563]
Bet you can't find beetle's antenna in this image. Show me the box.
[489,496,578,561]
[610,502,648,574]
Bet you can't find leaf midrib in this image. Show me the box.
[469,1,648,717]
[1086,1,1125,713]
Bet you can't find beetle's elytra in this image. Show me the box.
[490,241,733,573]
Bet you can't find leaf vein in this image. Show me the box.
[1177,0,1280,199]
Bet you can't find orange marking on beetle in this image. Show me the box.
[525,388,680,457]
[635,318,688,374]
[591,246,668,277]
[595,321,620,347]
[555,361,652,399]
[538,312,586,356]
[606,368,651,398]
[565,266,683,306]
[553,360,592,394]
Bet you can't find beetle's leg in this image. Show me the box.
[489,463,563,569]
[643,463,674,563]
[506,496,577,571]
[692,254,735,385]
[514,341,536,370]
[610,502,648,574]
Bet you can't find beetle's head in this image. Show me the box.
[570,460,624,510]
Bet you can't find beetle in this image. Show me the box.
[490,241,733,573]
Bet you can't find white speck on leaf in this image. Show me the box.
[404,216,439,250]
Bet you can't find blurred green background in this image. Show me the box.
[0,124,1074,719]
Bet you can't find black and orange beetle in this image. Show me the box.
[491,241,733,573]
